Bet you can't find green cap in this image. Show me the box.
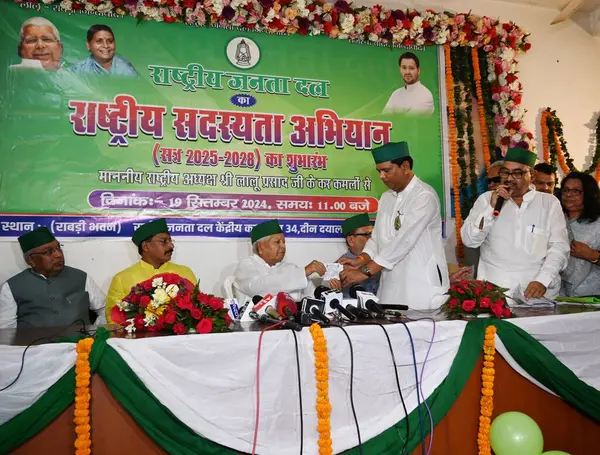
[18,226,56,254]
[372,141,410,164]
[504,147,537,167]
[132,218,169,246]
[251,219,283,244]
[341,213,372,236]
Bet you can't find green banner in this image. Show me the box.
[0,1,444,238]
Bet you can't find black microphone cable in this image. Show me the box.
[290,330,303,455]
[0,318,88,392]
[330,323,363,455]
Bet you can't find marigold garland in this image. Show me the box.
[472,48,492,171]
[444,44,463,260]
[477,325,496,455]
[540,110,551,164]
[309,323,332,455]
[74,338,94,455]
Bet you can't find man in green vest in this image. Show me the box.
[0,227,106,328]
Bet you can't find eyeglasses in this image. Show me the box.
[30,244,63,256]
[562,188,584,196]
[488,177,502,184]
[23,36,59,45]
[352,232,372,238]
[499,169,530,179]
[147,238,173,245]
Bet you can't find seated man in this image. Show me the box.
[106,219,197,321]
[234,219,326,301]
[0,227,106,328]
[329,213,380,297]
[461,147,569,300]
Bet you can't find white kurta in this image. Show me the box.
[363,176,449,309]
[461,187,569,299]
[0,274,107,328]
[234,254,316,302]
[382,81,435,115]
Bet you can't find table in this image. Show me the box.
[2,306,600,455]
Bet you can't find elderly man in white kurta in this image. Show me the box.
[340,142,449,309]
[234,219,326,301]
[383,51,434,115]
[461,147,569,300]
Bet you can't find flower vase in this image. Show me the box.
[477,313,491,318]
[187,327,197,334]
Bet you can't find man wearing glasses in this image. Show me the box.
[328,213,380,297]
[339,142,449,309]
[105,219,197,322]
[461,147,569,300]
[0,227,106,328]
[10,17,63,71]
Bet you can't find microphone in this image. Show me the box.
[301,297,330,324]
[314,286,355,321]
[249,311,303,331]
[380,303,409,311]
[350,285,384,318]
[276,292,298,321]
[346,305,372,319]
[493,196,505,217]
[252,294,282,320]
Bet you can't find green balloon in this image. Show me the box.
[542,452,571,455]
[490,412,544,455]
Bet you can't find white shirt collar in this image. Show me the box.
[403,81,423,92]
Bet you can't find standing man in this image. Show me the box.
[106,219,197,321]
[0,227,106,328]
[329,213,380,297]
[461,147,569,299]
[383,52,434,115]
[532,162,557,195]
[340,142,449,309]
[235,220,326,301]
[11,17,63,71]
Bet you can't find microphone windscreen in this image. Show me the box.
[276,292,298,318]
[314,285,329,300]
[348,285,365,299]
[252,295,264,305]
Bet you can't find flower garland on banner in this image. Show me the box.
[309,323,332,455]
[541,108,600,182]
[472,48,492,170]
[74,338,94,455]
[462,53,479,211]
[477,325,496,455]
[444,44,463,260]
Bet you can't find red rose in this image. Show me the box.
[191,307,203,320]
[503,308,512,318]
[479,297,492,309]
[485,283,494,291]
[142,280,153,291]
[139,295,151,308]
[491,303,504,318]
[196,318,213,334]
[110,306,127,325]
[173,323,186,335]
[474,287,482,297]
[133,314,145,330]
[182,0,195,8]
[506,74,518,84]
[165,311,177,325]
[324,22,333,35]
[129,293,139,304]
[461,300,476,312]
[155,315,166,331]
[176,296,193,310]
[494,299,504,307]
[457,287,465,295]
[225,313,232,326]
[207,297,224,311]
[73,2,83,9]
[448,298,459,308]
[523,42,532,51]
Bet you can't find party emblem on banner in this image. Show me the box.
[226,37,260,69]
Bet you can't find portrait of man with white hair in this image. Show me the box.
[11,17,63,71]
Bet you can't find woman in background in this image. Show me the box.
[560,172,600,297]
[70,24,137,77]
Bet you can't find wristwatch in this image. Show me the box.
[360,265,373,278]
[593,251,600,265]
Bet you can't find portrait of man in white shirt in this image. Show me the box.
[383,51,435,116]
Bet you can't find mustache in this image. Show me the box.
[165,249,174,255]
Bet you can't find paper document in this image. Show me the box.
[322,263,343,281]
[510,284,556,308]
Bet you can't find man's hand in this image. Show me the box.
[570,241,598,262]
[328,278,342,290]
[524,281,546,299]
[338,257,363,269]
[490,184,512,209]
[305,260,326,277]
[449,266,473,283]
[340,269,367,287]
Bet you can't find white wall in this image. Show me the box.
[2,0,599,295]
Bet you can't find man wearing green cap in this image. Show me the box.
[340,142,449,309]
[0,227,106,328]
[329,213,380,297]
[234,219,326,301]
[105,218,197,321]
[462,147,569,300]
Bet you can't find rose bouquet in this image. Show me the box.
[441,279,512,319]
[110,273,231,335]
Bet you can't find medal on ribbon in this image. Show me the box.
[394,213,401,230]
